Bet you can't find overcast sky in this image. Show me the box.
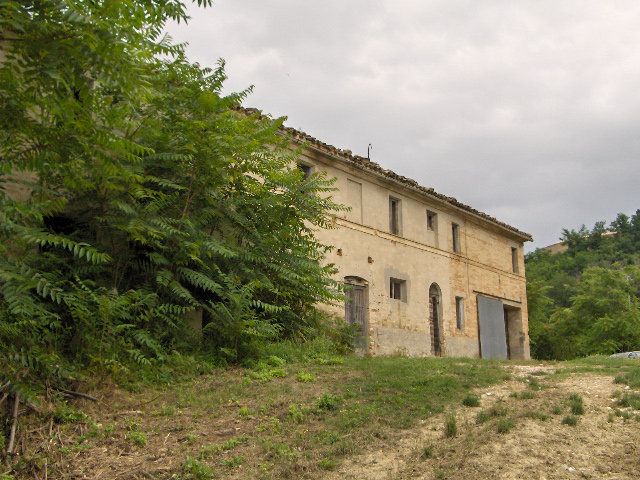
[168,1,640,252]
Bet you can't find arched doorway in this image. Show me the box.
[344,276,369,350]
[429,283,443,357]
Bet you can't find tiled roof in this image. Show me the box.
[238,107,533,242]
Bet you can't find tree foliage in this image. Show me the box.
[526,210,640,359]
[0,0,345,397]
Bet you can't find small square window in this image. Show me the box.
[512,247,519,273]
[427,210,437,231]
[389,278,405,301]
[298,163,312,179]
[452,223,460,253]
[455,297,465,330]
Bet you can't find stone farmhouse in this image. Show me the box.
[287,127,533,360]
[2,91,532,360]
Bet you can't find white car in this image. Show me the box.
[610,351,640,359]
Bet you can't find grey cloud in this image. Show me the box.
[169,1,640,251]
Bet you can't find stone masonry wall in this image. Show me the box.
[301,147,530,360]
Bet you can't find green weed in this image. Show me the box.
[527,378,540,390]
[103,424,115,437]
[296,371,315,383]
[523,411,549,421]
[184,433,198,444]
[562,415,578,426]
[476,402,508,425]
[124,418,140,431]
[444,413,457,438]
[496,417,514,434]
[434,467,449,480]
[53,403,89,424]
[198,435,249,459]
[488,403,508,417]
[153,405,176,416]
[84,424,101,438]
[330,436,357,456]
[220,455,244,468]
[257,417,282,434]
[266,355,287,367]
[616,392,640,410]
[318,458,340,470]
[317,392,341,411]
[183,455,214,480]
[287,404,305,424]
[462,394,480,407]
[568,393,584,415]
[614,408,632,421]
[261,439,298,460]
[422,445,434,459]
[248,368,288,381]
[613,365,640,388]
[476,411,490,425]
[337,405,375,431]
[570,402,584,415]
[127,431,147,447]
[315,357,344,365]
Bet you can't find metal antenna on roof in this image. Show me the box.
[367,144,372,160]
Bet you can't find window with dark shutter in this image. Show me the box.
[427,210,437,231]
[455,296,465,330]
[389,197,400,235]
[452,223,460,253]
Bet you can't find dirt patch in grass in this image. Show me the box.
[323,368,640,480]
[4,359,640,479]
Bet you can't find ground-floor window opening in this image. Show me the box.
[389,278,405,301]
[455,296,465,330]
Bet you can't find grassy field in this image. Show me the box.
[3,346,640,479]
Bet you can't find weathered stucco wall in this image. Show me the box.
[2,170,38,203]
[300,147,530,360]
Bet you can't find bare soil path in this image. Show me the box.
[326,366,640,480]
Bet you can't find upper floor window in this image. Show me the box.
[427,210,437,231]
[298,163,312,179]
[347,179,363,224]
[512,247,519,273]
[389,197,401,235]
[452,223,460,253]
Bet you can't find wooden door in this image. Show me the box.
[346,284,367,349]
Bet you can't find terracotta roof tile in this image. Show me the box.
[236,107,532,242]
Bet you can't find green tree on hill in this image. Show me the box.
[526,210,640,359]
[552,266,640,357]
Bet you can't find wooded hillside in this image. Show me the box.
[526,210,640,359]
